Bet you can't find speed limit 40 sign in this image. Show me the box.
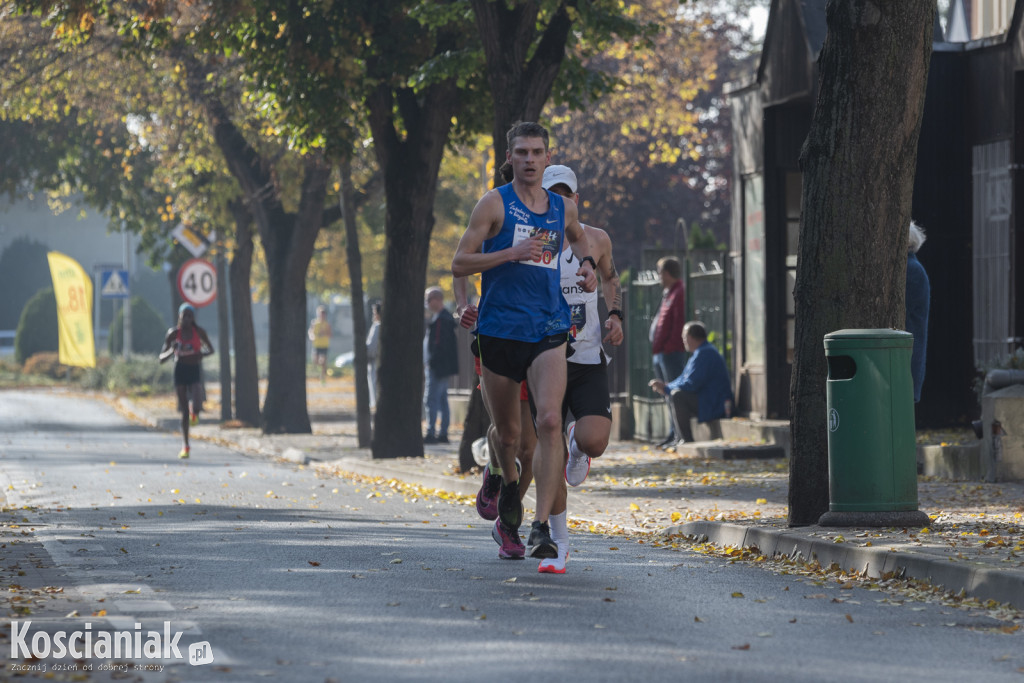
[177,258,217,308]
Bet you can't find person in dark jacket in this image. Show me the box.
[649,320,733,445]
[905,221,930,403]
[424,287,460,443]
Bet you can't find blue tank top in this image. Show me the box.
[478,184,570,342]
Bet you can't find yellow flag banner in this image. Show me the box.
[46,251,96,368]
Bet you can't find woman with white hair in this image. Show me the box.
[906,221,930,403]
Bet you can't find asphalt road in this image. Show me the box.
[1,389,1021,682]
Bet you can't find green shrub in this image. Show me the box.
[21,352,86,381]
[14,287,58,365]
[77,354,173,395]
[108,296,170,355]
[0,237,52,330]
[102,354,174,394]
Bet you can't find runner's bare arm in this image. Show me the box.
[564,201,597,292]
[452,191,542,277]
[198,327,215,356]
[158,328,177,363]
[590,227,623,346]
[453,276,478,329]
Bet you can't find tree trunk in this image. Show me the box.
[458,385,490,472]
[185,59,329,434]
[471,0,572,185]
[340,156,373,447]
[229,200,261,427]
[215,246,232,421]
[788,0,934,525]
[260,158,332,434]
[367,80,457,459]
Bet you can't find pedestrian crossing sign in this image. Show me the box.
[100,269,130,299]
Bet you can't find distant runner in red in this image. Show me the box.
[159,303,214,459]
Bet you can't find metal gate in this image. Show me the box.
[626,251,731,441]
[972,140,1014,366]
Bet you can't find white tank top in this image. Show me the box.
[560,232,604,365]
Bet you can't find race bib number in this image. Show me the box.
[568,303,587,341]
[513,225,560,269]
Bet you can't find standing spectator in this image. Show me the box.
[366,302,382,409]
[649,321,733,445]
[307,305,331,384]
[650,256,687,447]
[423,287,459,444]
[906,221,930,403]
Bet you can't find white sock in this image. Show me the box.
[549,511,569,547]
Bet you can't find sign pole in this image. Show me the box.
[123,230,132,358]
[93,270,101,356]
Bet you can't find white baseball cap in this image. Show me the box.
[542,165,578,194]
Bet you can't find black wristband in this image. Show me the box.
[580,255,597,271]
[607,309,623,321]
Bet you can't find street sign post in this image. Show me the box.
[177,258,217,308]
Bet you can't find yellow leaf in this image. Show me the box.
[670,512,682,523]
[629,503,640,511]
[731,592,744,598]
[755,498,767,505]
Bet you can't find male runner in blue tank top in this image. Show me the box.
[452,121,596,560]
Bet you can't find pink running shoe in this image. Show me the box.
[475,463,501,520]
[491,520,525,560]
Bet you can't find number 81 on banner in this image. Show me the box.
[177,258,217,308]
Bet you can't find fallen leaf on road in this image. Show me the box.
[308,561,320,567]
[845,614,854,623]
[732,644,750,650]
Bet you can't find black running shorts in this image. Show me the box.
[174,361,201,387]
[563,361,612,423]
[477,333,567,383]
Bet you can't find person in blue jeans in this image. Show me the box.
[649,320,733,445]
[423,287,459,444]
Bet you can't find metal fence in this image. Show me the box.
[626,250,731,441]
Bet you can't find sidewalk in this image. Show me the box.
[120,379,1024,611]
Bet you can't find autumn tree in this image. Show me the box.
[0,9,265,426]
[542,0,758,268]
[788,0,934,525]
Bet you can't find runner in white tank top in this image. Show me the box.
[538,165,623,574]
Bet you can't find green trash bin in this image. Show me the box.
[819,329,928,527]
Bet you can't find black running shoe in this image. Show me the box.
[497,479,523,530]
[527,520,558,559]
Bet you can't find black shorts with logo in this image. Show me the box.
[563,360,612,423]
[476,333,567,383]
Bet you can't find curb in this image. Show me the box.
[671,521,1024,610]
